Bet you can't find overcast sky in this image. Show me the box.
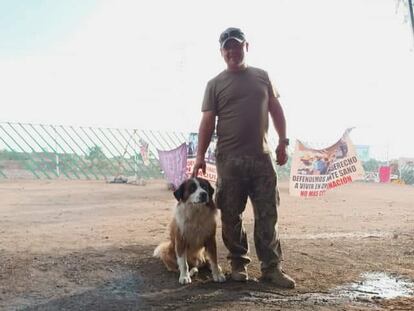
[1,0,413,159]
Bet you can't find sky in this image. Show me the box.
[0,0,413,160]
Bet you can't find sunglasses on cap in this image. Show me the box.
[219,28,246,47]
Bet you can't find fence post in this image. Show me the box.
[54,127,60,177]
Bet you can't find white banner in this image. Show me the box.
[289,129,365,197]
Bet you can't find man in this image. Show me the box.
[191,27,295,288]
[313,155,327,175]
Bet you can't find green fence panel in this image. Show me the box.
[0,121,294,181]
[0,124,43,179]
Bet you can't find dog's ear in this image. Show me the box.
[173,182,185,201]
[207,181,214,198]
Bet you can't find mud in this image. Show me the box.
[0,179,413,310]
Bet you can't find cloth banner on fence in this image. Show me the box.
[186,132,218,183]
[157,143,188,189]
[289,128,365,197]
[378,166,391,183]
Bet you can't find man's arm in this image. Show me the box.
[268,96,288,166]
[191,111,216,176]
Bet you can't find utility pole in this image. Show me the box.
[409,0,414,46]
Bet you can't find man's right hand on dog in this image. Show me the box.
[192,156,206,177]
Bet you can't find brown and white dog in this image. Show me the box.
[153,177,226,285]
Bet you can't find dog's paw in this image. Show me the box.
[212,271,226,283]
[179,274,192,285]
[189,267,199,277]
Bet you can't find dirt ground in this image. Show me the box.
[0,179,413,311]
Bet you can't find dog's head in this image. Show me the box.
[173,177,214,205]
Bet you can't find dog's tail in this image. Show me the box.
[153,241,177,272]
[153,241,169,258]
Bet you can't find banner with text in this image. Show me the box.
[289,129,365,197]
[186,133,217,183]
[157,143,188,189]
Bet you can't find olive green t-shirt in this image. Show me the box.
[202,66,279,157]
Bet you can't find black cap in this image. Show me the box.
[219,27,246,48]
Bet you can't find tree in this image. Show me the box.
[86,146,106,161]
[362,159,381,172]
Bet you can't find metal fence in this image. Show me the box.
[0,122,291,181]
[2,122,411,184]
[0,122,188,180]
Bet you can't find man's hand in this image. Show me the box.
[276,144,288,166]
[192,156,206,177]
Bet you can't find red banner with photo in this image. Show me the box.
[186,132,217,183]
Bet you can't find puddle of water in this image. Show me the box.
[336,272,414,300]
[239,272,413,307]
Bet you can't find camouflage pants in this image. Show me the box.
[215,154,283,271]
